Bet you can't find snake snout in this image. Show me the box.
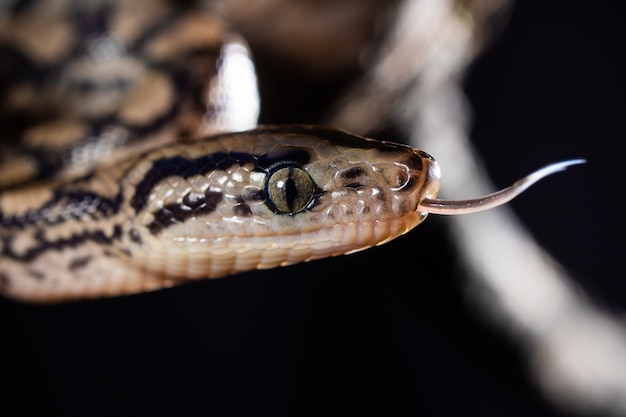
[414,150,441,203]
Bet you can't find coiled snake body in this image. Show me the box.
[0,1,580,302]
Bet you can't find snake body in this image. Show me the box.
[0,124,439,302]
[0,0,266,301]
[0,1,580,303]
[0,1,258,187]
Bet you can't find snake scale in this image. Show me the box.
[0,0,581,302]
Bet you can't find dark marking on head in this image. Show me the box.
[338,166,374,189]
[256,148,311,170]
[182,192,205,209]
[69,256,93,271]
[203,190,223,209]
[341,166,366,181]
[147,189,223,235]
[225,151,256,167]
[233,203,252,217]
[131,152,255,213]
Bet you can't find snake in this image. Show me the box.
[0,1,583,303]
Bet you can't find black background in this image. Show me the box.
[1,1,624,416]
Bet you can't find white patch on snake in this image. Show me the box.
[206,38,260,132]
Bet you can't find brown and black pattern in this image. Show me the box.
[0,1,573,303]
[0,0,244,187]
[0,124,439,302]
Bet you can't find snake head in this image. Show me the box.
[0,125,581,301]
[116,125,582,292]
[122,126,442,280]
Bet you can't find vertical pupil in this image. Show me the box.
[284,170,298,210]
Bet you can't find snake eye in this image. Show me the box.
[265,165,315,214]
